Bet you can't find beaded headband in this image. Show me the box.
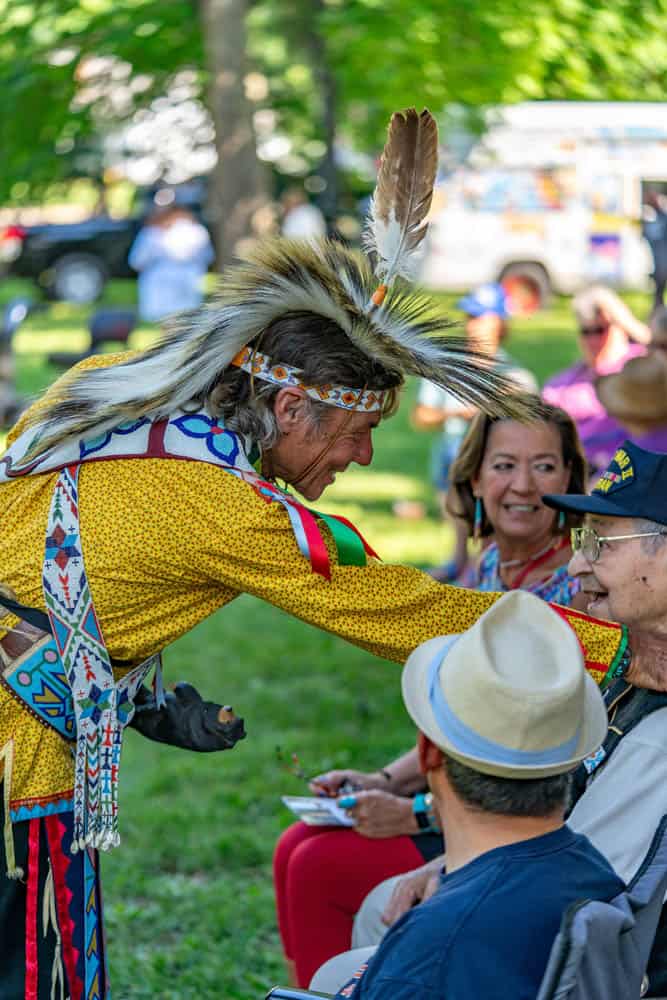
[231,346,386,412]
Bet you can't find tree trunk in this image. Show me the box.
[305,0,337,230]
[200,0,270,266]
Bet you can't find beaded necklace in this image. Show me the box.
[499,537,563,570]
[500,536,570,590]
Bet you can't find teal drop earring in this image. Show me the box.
[473,496,483,541]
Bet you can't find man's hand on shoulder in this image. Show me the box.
[381,856,443,927]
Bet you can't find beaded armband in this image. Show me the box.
[602,624,632,688]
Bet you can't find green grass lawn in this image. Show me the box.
[5,279,651,998]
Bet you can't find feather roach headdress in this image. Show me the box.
[21,108,534,461]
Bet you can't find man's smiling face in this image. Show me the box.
[568,514,667,630]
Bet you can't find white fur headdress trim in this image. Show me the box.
[20,239,531,462]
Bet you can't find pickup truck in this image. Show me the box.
[0,181,211,304]
[0,216,141,303]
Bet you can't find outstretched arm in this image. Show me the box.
[160,468,632,681]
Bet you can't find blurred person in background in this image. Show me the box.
[642,190,667,312]
[449,403,585,605]
[542,285,650,476]
[595,353,667,454]
[280,186,327,240]
[0,334,20,429]
[409,283,537,581]
[0,298,32,428]
[129,204,215,322]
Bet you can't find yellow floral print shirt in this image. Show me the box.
[0,355,623,809]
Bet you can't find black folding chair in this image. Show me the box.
[48,307,135,367]
[538,816,667,1000]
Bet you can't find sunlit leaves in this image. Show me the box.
[1,0,667,203]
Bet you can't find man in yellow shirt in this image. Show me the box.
[0,110,656,999]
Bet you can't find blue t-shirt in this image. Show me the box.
[337,826,624,1000]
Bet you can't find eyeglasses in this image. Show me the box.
[571,525,667,563]
[579,324,609,337]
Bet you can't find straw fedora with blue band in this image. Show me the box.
[543,440,667,524]
[401,591,608,780]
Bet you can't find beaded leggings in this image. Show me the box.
[0,789,108,1000]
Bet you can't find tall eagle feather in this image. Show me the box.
[363,108,439,285]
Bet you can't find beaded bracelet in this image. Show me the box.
[413,792,440,833]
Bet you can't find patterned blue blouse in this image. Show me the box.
[460,541,581,606]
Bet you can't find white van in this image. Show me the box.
[421,102,667,312]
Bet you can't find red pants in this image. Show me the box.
[273,821,424,987]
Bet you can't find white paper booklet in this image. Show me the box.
[281,795,355,827]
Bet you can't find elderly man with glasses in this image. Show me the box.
[346,440,667,998]
[543,441,667,994]
[559,445,667,632]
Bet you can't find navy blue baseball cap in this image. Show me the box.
[457,283,510,319]
[543,441,667,525]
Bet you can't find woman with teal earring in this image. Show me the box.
[473,495,484,541]
[451,401,588,606]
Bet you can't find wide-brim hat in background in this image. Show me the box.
[401,591,607,779]
[595,353,667,430]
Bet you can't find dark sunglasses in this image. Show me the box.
[579,324,609,337]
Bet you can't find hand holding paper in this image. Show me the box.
[281,795,355,827]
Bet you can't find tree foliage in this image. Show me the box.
[1,0,667,205]
[0,0,201,201]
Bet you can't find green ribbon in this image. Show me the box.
[314,511,367,567]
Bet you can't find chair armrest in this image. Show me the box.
[265,988,334,999]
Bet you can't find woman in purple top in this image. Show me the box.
[543,285,650,474]
[596,351,667,454]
